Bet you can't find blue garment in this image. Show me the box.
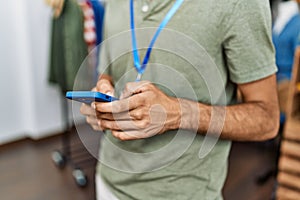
[273,14,300,82]
[90,0,105,46]
[90,0,105,81]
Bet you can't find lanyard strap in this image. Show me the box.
[130,0,184,81]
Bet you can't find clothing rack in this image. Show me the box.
[51,92,98,187]
[255,50,300,200]
[256,47,300,198]
[276,47,300,199]
[48,0,104,187]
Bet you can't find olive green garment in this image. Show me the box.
[48,0,88,93]
[97,0,277,200]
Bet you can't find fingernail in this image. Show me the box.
[106,91,113,96]
[91,102,96,109]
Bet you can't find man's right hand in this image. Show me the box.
[80,76,115,131]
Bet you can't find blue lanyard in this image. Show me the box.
[130,0,184,81]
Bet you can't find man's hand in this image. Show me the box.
[80,102,103,131]
[80,77,115,131]
[95,81,181,140]
[82,74,279,142]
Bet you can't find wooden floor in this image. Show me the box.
[0,126,278,200]
[223,142,277,200]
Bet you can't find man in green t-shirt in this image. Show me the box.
[80,0,279,199]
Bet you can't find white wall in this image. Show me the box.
[0,0,84,145]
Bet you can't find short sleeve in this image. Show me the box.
[223,0,278,84]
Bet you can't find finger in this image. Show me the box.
[95,94,144,113]
[120,81,152,99]
[111,130,141,141]
[98,74,113,83]
[98,112,113,120]
[91,125,103,131]
[86,115,103,131]
[97,79,115,96]
[86,115,99,126]
[101,118,149,131]
[98,112,129,121]
[80,103,97,116]
[98,107,145,121]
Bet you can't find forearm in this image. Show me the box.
[177,98,279,141]
[93,76,279,141]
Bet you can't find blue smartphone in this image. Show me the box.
[66,91,118,104]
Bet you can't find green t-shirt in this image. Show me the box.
[97,0,277,199]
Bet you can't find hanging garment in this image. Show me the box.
[79,0,99,84]
[79,0,106,85]
[90,0,105,81]
[79,0,97,51]
[90,0,105,46]
[48,0,89,93]
[273,14,300,82]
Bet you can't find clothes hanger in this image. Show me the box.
[45,0,65,18]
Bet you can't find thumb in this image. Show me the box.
[97,80,115,97]
[106,91,114,97]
